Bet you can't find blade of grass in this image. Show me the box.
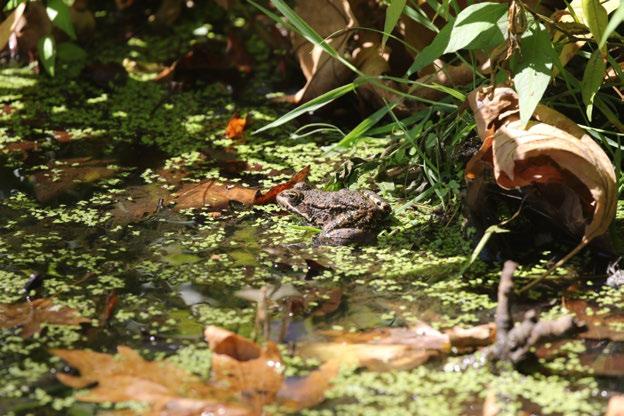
[382,0,407,49]
[253,82,359,134]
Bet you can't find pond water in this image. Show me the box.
[1,11,624,416]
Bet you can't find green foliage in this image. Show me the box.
[382,0,407,49]
[512,22,556,127]
[581,50,606,120]
[46,0,76,40]
[37,35,56,76]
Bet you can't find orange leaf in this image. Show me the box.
[254,166,310,205]
[0,298,89,338]
[225,114,248,139]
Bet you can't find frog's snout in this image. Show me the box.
[276,189,303,206]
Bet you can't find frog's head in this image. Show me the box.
[276,182,313,217]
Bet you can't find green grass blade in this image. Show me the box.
[382,0,407,49]
[334,102,396,148]
[599,0,624,48]
[253,82,358,134]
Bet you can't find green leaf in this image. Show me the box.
[253,82,358,134]
[47,0,77,40]
[582,0,608,52]
[382,0,407,49]
[407,2,508,75]
[57,42,87,61]
[599,0,624,48]
[512,23,556,128]
[443,2,508,52]
[581,50,606,121]
[37,35,56,76]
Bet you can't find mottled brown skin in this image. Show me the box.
[276,182,391,245]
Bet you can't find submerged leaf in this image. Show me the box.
[0,298,89,338]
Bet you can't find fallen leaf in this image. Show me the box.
[277,359,340,411]
[291,0,357,103]
[446,323,496,350]
[205,326,284,412]
[174,181,258,211]
[53,346,250,416]
[225,114,248,139]
[607,395,624,416]
[466,87,617,266]
[564,298,624,341]
[28,158,119,202]
[0,298,89,338]
[0,2,26,51]
[254,165,310,205]
[299,323,451,371]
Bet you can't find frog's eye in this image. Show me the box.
[280,190,303,204]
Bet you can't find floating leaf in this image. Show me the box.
[53,346,250,415]
[564,298,624,341]
[225,114,248,139]
[254,165,310,204]
[1,298,89,338]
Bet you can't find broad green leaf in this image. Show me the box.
[582,0,608,52]
[37,36,56,76]
[582,50,606,121]
[407,20,453,75]
[253,82,358,134]
[0,2,25,50]
[407,2,508,75]
[512,23,556,128]
[57,42,87,61]
[47,0,77,40]
[443,2,508,52]
[599,0,624,48]
[382,0,407,49]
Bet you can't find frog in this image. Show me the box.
[276,182,391,245]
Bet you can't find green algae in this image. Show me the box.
[0,11,622,416]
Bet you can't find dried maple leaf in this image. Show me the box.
[254,166,310,205]
[277,359,341,411]
[607,395,624,416]
[52,346,251,416]
[466,87,617,270]
[0,298,89,338]
[204,326,284,412]
[225,114,248,139]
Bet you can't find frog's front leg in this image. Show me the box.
[315,212,371,245]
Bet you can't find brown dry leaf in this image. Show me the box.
[53,346,251,416]
[29,158,119,203]
[174,181,258,211]
[277,359,341,411]
[446,323,496,350]
[0,2,26,51]
[110,184,172,224]
[0,298,89,338]
[205,326,284,412]
[563,298,624,341]
[291,0,357,103]
[299,323,451,371]
[225,114,248,139]
[254,165,310,205]
[466,87,617,265]
[607,395,624,416]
